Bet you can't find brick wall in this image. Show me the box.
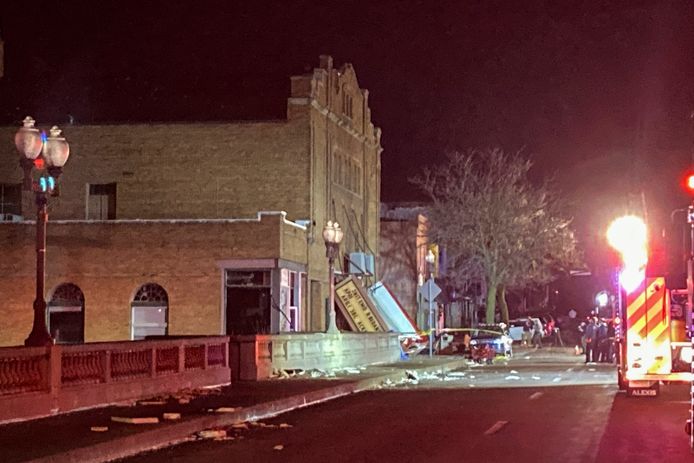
[0,121,310,222]
[0,213,306,346]
[379,220,420,319]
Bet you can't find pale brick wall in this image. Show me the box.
[0,121,310,221]
[0,213,306,346]
[379,219,420,318]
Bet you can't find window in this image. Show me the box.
[287,271,302,331]
[331,152,361,195]
[48,283,85,344]
[87,183,117,220]
[342,90,353,119]
[131,283,169,340]
[0,183,22,218]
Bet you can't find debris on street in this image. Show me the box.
[111,416,159,425]
[197,429,227,439]
[214,407,239,413]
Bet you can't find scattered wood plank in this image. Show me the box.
[198,429,227,439]
[111,416,159,425]
[214,407,239,413]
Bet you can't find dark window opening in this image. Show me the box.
[88,182,117,220]
[0,183,22,217]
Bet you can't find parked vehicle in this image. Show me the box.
[469,330,513,358]
[507,317,544,342]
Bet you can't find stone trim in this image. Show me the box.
[2,211,309,230]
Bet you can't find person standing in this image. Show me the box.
[596,320,608,362]
[522,317,533,347]
[584,317,597,363]
[606,320,616,363]
[532,318,544,349]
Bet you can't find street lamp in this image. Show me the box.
[425,249,435,356]
[14,117,70,346]
[323,220,344,334]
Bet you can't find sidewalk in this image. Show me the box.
[0,356,469,463]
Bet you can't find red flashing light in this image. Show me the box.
[683,172,694,194]
[34,157,45,170]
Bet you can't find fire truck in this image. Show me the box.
[615,279,692,397]
[608,215,693,397]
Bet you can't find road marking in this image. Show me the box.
[529,392,543,400]
[552,377,562,383]
[484,420,509,435]
[566,367,574,372]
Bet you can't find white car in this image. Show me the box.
[507,318,544,342]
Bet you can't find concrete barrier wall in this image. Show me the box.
[0,336,230,423]
[229,332,401,380]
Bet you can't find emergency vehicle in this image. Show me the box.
[608,215,692,397]
[616,281,692,397]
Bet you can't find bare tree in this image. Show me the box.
[412,148,581,324]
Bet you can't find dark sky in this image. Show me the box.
[2,0,694,280]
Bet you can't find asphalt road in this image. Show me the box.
[121,356,693,463]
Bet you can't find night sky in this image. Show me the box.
[2,0,694,290]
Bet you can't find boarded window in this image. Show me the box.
[87,183,117,220]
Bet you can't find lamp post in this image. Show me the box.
[323,220,344,334]
[425,249,436,356]
[14,117,70,347]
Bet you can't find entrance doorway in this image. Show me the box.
[225,270,271,335]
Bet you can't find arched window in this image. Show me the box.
[48,283,85,344]
[131,283,169,340]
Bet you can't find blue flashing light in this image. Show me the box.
[41,130,47,143]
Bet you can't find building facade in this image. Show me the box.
[0,56,382,346]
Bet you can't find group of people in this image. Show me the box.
[578,316,615,363]
[521,317,545,348]
[519,316,564,348]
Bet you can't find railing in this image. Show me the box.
[0,336,230,423]
[0,346,48,395]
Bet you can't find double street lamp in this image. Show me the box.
[14,116,70,347]
[322,220,344,333]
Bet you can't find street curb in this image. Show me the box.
[22,358,469,463]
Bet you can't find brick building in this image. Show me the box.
[0,56,382,347]
[379,204,434,329]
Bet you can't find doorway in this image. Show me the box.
[225,270,272,335]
